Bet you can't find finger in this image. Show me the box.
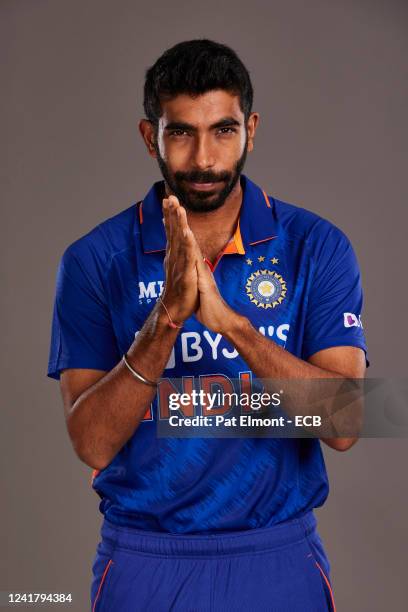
[176,206,202,270]
[175,205,187,259]
[162,200,174,280]
[181,227,199,273]
[188,228,204,262]
[163,199,177,276]
[177,203,188,236]
[162,198,171,242]
[177,206,192,254]
[196,253,218,291]
[170,196,193,265]
[167,196,181,259]
[196,252,210,275]
[165,196,182,271]
[176,206,201,258]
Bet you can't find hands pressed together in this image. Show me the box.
[161,195,238,334]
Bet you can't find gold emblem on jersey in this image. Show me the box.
[246,269,287,309]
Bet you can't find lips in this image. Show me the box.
[189,182,217,191]
[185,179,226,193]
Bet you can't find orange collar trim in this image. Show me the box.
[223,220,246,255]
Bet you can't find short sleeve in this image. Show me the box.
[47,244,121,380]
[302,225,369,367]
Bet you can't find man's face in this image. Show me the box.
[147,91,255,212]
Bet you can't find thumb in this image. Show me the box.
[196,257,217,292]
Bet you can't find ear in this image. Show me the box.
[139,119,157,158]
[246,112,260,153]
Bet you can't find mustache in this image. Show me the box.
[174,170,231,183]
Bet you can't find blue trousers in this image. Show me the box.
[91,512,336,611]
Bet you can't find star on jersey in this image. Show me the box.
[270,257,279,265]
[246,258,253,265]
[258,255,265,262]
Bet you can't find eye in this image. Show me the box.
[217,127,237,135]
[169,130,189,137]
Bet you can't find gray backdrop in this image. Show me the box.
[1,0,407,610]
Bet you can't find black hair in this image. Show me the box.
[143,39,253,125]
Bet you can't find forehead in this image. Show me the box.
[159,90,244,126]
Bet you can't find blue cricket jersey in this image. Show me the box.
[47,175,368,534]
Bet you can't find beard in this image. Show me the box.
[154,140,248,213]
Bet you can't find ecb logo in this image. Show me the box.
[246,269,287,309]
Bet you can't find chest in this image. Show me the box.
[105,235,315,375]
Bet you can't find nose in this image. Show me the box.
[192,134,216,170]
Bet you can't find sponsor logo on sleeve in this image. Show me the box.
[343,312,363,328]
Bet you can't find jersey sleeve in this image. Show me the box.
[47,243,121,380]
[302,224,369,366]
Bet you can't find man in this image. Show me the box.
[47,40,368,611]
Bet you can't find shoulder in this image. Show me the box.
[271,196,354,261]
[60,204,137,278]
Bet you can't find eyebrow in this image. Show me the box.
[164,117,241,132]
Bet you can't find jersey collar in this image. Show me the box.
[139,174,277,254]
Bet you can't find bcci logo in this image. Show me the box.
[246,269,287,309]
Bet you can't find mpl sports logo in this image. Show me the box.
[139,281,164,304]
[343,312,364,328]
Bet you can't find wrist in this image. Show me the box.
[156,297,184,330]
[221,310,249,342]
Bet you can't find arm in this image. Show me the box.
[60,198,198,470]
[222,313,366,451]
[60,306,179,470]
[194,246,366,452]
